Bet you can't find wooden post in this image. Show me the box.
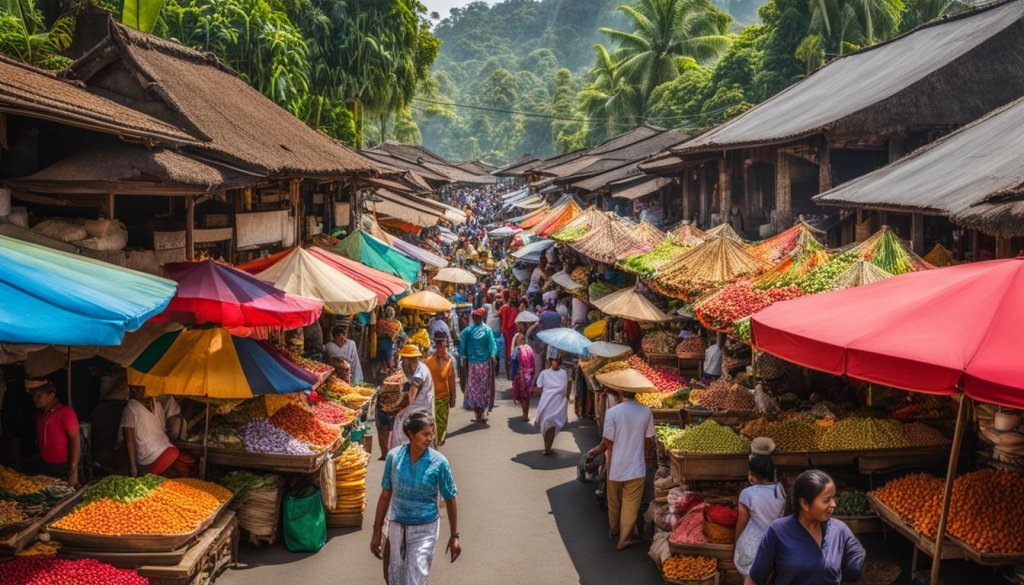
[106,193,115,220]
[291,179,302,246]
[930,395,969,585]
[996,236,1014,259]
[185,195,196,261]
[818,139,831,194]
[776,150,792,229]
[718,153,730,222]
[681,172,691,221]
[65,347,72,410]
[699,166,709,227]
[243,187,252,212]
[911,213,925,253]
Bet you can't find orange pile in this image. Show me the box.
[662,555,716,581]
[269,404,340,448]
[873,469,1024,554]
[52,479,231,536]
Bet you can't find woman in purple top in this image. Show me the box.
[746,470,865,585]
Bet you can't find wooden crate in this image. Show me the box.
[178,438,338,474]
[653,408,685,425]
[668,540,734,560]
[138,511,239,585]
[0,485,84,556]
[947,535,1024,567]
[669,452,748,482]
[836,515,883,535]
[664,569,720,585]
[867,494,964,560]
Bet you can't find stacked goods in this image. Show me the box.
[669,504,710,545]
[891,397,946,421]
[752,248,831,290]
[749,223,826,264]
[668,420,750,454]
[691,381,756,413]
[733,317,751,343]
[628,356,688,393]
[51,476,231,536]
[619,239,690,278]
[0,557,148,585]
[571,220,644,265]
[741,417,821,451]
[220,471,282,545]
[922,243,957,267]
[320,376,373,409]
[597,360,630,375]
[652,237,770,301]
[834,491,871,517]
[408,329,431,354]
[273,345,333,379]
[902,422,950,447]
[570,266,590,287]
[313,401,358,426]
[630,221,667,248]
[642,330,680,355]
[241,419,313,455]
[662,555,717,582]
[328,443,371,527]
[799,227,930,293]
[657,425,685,446]
[552,207,612,242]
[17,541,59,556]
[379,371,407,412]
[798,251,860,293]
[816,417,907,451]
[269,404,342,448]
[695,282,804,331]
[676,336,706,355]
[872,473,944,538]
[0,466,74,527]
[703,504,738,543]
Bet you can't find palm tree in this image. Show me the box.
[807,0,904,58]
[577,44,641,142]
[599,0,732,113]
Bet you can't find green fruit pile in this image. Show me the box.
[816,417,907,451]
[79,475,165,507]
[834,491,871,517]
[669,420,750,454]
[553,225,589,242]
[798,251,859,293]
[619,240,689,277]
[769,417,821,451]
[657,425,685,446]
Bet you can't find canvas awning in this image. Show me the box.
[248,247,377,314]
[611,177,673,200]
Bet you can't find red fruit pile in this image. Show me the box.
[269,404,341,448]
[313,401,357,426]
[0,557,148,585]
[695,283,804,331]
[628,356,685,393]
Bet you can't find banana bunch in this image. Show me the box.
[0,466,54,497]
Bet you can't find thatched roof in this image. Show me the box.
[674,0,1024,153]
[0,53,194,144]
[365,142,492,184]
[66,10,376,178]
[832,260,893,290]
[651,237,770,299]
[570,219,643,265]
[3,140,251,195]
[705,222,745,242]
[815,94,1024,236]
[612,176,673,200]
[493,153,541,176]
[630,221,666,247]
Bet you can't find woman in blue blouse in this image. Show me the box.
[371,411,461,584]
[746,470,865,585]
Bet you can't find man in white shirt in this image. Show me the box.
[586,390,655,550]
[121,388,186,477]
[325,320,363,384]
[702,332,724,382]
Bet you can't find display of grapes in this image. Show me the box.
[668,420,750,454]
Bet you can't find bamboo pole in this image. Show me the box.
[930,394,969,585]
[185,196,196,261]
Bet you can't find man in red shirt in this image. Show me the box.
[28,379,80,486]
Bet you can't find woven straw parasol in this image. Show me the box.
[705,222,745,242]
[551,206,613,242]
[652,236,770,299]
[831,260,893,290]
[672,221,707,240]
[593,286,673,322]
[595,368,657,393]
[630,221,666,248]
[571,219,643,265]
[922,243,958,267]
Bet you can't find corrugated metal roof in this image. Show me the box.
[814,94,1024,215]
[675,0,1024,153]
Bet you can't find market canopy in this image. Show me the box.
[155,259,322,329]
[751,257,1024,408]
[128,328,317,398]
[361,216,448,269]
[433,267,477,285]
[0,234,176,345]
[245,247,377,314]
[332,230,421,283]
[397,290,454,313]
[511,239,555,263]
[592,286,673,322]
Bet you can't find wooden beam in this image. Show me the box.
[911,213,925,253]
[290,179,302,245]
[718,153,730,223]
[930,395,969,585]
[818,138,831,194]
[185,195,195,261]
[996,236,1014,259]
[775,149,792,229]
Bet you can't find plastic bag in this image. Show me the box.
[283,485,326,552]
[666,488,704,516]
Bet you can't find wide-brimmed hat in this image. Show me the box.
[472,308,486,318]
[397,344,422,358]
[751,437,776,456]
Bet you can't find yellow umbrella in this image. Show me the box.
[397,290,454,313]
[595,368,658,393]
[433,267,477,284]
[593,287,673,322]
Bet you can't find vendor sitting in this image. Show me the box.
[121,387,191,477]
[326,319,363,384]
[28,379,80,487]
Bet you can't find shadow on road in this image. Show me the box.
[444,421,492,439]
[512,449,579,470]
[546,480,662,585]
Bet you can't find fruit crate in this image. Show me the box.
[835,514,883,535]
[866,493,964,561]
[669,452,749,482]
[177,434,342,474]
[0,484,84,556]
[664,569,720,585]
[140,511,239,585]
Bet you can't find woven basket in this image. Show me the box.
[702,520,735,544]
[664,569,719,585]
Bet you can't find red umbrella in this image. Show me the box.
[154,260,322,329]
[751,257,1024,407]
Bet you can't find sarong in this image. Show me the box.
[387,519,440,585]
[511,344,535,403]
[434,398,450,444]
[466,362,491,410]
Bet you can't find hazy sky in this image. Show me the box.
[422,0,491,19]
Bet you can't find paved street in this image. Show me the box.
[219,378,1003,585]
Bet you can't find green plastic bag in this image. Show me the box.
[283,486,326,552]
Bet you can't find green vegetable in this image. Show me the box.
[834,491,870,516]
[78,475,164,508]
[219,471,279,497]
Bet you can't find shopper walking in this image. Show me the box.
[585,388,655,550]
[532,356,571,455]
[389,345,435,451]
[424,331,457,447]
[371,411,460,585]
[458,308,497,423]
[746,470,865,585]
[734,454,787,577]
[498,291,518,370]
[510,322,536,421]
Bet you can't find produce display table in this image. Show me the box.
[652,408,685,425]
[47,496,233,553]
[836,514,882,535]
[867,493,964,576]
[0,485,83,556]
[667,541,740,585]
[682,408,758,428]
[178,434,342,474]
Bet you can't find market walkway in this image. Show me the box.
[218,377,664,585]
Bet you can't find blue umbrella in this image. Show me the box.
[537,327,592,356]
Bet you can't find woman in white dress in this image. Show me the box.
[389,345,436,451]
[532,356,571,455]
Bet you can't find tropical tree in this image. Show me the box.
[122,0,166,33]
[0,0,73,69]
[804,0,904,61]
[599,0,732,112]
